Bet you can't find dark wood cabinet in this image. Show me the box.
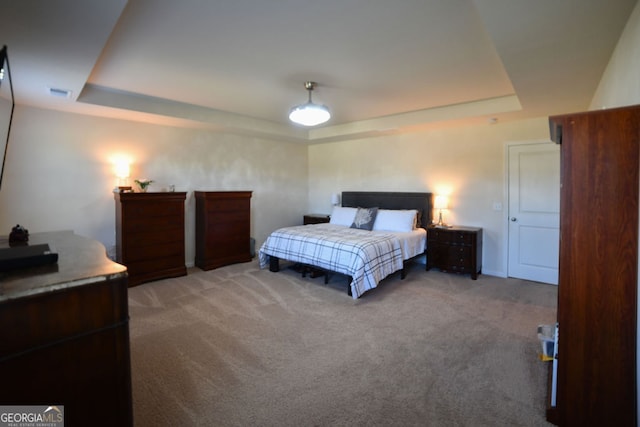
[115,192,187,286]
[426,226,482,279]
[548,105,639,426]
[195,191,252,270]
[0,231,133,427]
[303,213,330,225]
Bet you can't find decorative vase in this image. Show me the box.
[135,179,153,193]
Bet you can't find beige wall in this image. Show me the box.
[0,103,553,277]
[0,106,308,264]
[590,0,640,109]
[308,117,550,277]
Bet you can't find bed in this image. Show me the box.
[258,191,433,298]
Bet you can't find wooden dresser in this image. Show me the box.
[195,191,252,270]
[426,226,482,279]
[0,231,133,427]
[547,105,638,426]
[115,192,187,286]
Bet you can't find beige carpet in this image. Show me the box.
[128,261,557,426]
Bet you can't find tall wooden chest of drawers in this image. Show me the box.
[426,226,482,279]
[115,192,187,286]
[195,191,252,270]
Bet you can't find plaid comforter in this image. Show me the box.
[258,223,404,298]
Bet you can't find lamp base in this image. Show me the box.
[435,210,449,228]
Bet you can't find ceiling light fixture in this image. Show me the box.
[289,81,330,127]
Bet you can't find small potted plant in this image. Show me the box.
[134,179,153,193]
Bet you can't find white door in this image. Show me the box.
[508,143,560,285]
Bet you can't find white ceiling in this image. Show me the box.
[0,0,637,143]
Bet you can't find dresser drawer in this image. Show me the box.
[207,220,249,236]
[125,256,185,277]
[204,238,250,259]
[205,198,250,213]
[122,216,184,232]
[123,240,184,262]
[122,202,183,218]
[204,212,250,228]
[124,227,183,246]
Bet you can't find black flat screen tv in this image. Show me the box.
[0,45,15,191]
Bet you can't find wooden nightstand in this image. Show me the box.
[426,226,482,280]
[304,214,330,225]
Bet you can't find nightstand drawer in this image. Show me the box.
[428,228,474,245]
[443,245,472,268]
[429,244,472,268]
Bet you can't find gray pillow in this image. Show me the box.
[350,207,378,231]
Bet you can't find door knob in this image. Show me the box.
[510,217,517,222]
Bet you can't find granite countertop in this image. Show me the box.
[0,230,127,302]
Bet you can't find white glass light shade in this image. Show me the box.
[114,162,130,179]
[289,102,330,126]
[434,195,449,210]
[331,193,340,206]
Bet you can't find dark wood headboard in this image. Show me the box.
[341,191,433,229]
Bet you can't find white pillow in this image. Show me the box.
[329,206,357,226]
[373,209,418,232]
